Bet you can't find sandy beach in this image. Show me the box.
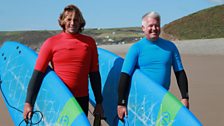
[1,38,224,125]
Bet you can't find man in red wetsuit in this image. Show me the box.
[23,4,104,121]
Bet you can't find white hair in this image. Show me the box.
[142,11,160,26]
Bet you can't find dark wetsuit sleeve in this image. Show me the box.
[175,70,189,99]
[89,71,103,104]
[118,72,131,106]
[25,70,44,107]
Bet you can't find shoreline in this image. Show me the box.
[99,38,224,57]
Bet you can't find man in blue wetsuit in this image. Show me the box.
[117,11,189,120]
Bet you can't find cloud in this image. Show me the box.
[207,0,224,4]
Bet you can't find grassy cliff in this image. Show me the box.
[162,4,224,40]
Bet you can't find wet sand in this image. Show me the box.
[1,38,224,125]
[170,54,224,126]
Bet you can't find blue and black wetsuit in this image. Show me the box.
[118,37,188,106]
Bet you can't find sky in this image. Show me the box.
[0,0,223,31]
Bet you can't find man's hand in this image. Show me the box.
[23,103,33,122]
[181,98,189,109]
[117,105,127,120]
[94,104,104,118]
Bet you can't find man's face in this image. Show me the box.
[63,11,80,34]
[142,17,160,41]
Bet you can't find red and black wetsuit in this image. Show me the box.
[36,32,99,97]
[26,32,102,115]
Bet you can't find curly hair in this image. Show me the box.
[58,4,86,33]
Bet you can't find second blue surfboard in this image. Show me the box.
[89,48,202,126]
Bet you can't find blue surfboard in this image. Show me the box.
[0,42,90,126]
[89,48,202,126]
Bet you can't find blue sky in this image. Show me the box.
[0,0,223,31]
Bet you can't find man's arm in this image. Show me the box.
[117,72,131,120]
[24,70,44,120]
[117,44,138,119]
[89,71,104,117]
[89,71,103,104]
[25,70,45,107]
[118,72,131,106]
[175,70,189,108]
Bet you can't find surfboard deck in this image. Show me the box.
[89,48,202,126]
[0,42,90,126]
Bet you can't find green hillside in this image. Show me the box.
[0,27,144,47]
[0,30,59,48]
[162,4,224,40]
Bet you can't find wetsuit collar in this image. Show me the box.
[61,32,81,38]
[144,37,160,44]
